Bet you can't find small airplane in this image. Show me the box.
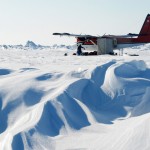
[53,14,150,54]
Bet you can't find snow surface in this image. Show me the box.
[0,44,150,150]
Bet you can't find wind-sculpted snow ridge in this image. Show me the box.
[101,60,150,117]
[0,60,150,150]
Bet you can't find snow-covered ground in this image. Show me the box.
[0,44,150,150]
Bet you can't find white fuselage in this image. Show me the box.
[82,43,146,52]
[82,45,98,51]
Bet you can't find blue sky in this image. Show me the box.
[0,0,150,45]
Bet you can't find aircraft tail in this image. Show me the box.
[139,14,150,37]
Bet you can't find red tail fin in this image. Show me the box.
[139,14,150,37]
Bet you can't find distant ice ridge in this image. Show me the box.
[25,41,39,49]
[0,41,76,50]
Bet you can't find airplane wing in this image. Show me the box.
[53,32,140,39]
[102,34,139,38]
[128,33,139,36]
[53,33,98,38]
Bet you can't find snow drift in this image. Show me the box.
[0,45,150,150]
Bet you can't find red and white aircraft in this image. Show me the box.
[53,14,150,51]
